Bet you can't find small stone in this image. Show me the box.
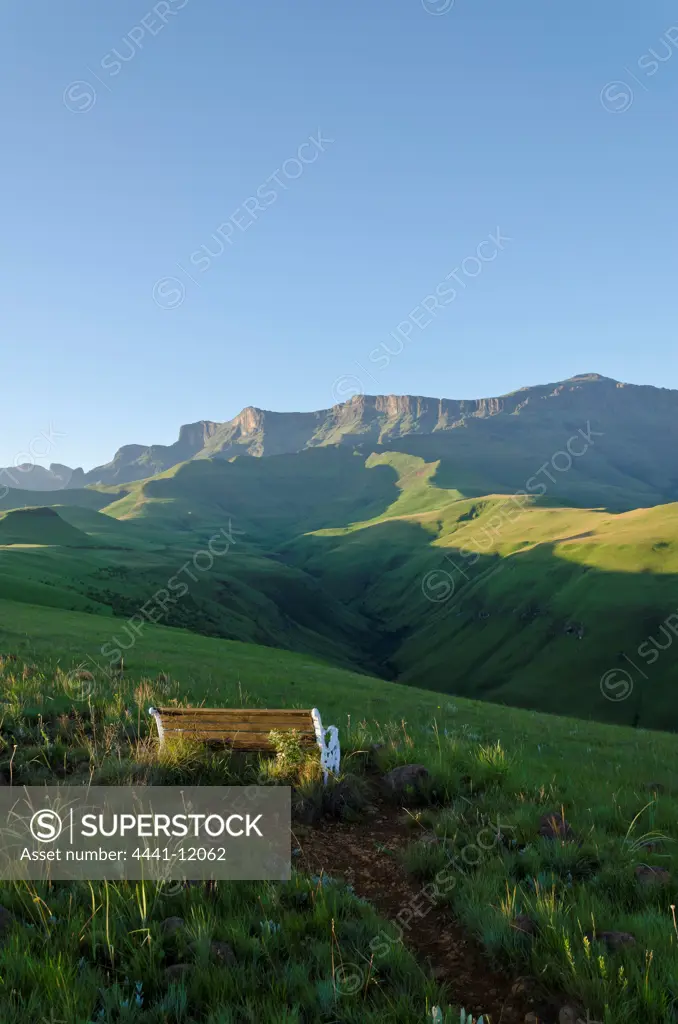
[524,1013,540,1024]
[292,794,321,826]
[585,929,635,952]
[559,1006,579,1024]
[538,811,574,841]
[210,940,236,965]
[635,865,670,886]
[512,914,538,936]
[160,916,185,936]
[164,964,191,982]
[382,764,429,798]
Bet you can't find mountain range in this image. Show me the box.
[6,373,678,500]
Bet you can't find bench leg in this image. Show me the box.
[311,708,340,785]
[148,707,165,748]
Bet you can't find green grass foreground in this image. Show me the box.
[0,601,676,1021]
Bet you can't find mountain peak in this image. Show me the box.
[567,373,617,383]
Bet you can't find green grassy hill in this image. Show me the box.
[0,596,426,719]
[0,506,93,547]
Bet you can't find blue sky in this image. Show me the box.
[1,0,677,470]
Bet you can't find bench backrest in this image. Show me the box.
[149,707,317,751]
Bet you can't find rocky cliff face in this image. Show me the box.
[4,373,675,490]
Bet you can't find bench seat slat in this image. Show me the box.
[159,724,315,741]
[152,707,313,715]
[153,709,312,724]
[156,713,313,724]
[162,727,316,742]
[155,707,317,749]
[160,722,315,734]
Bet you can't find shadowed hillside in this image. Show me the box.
[0,507,93,547]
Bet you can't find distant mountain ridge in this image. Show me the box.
[0,463,85,492]
[4,372,678,490]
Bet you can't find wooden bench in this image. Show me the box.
[148,706,340,784]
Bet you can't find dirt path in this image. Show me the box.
[295,808,542,1024]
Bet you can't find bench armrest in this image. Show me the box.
[311,708,341,784]
[148,706,165,745]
